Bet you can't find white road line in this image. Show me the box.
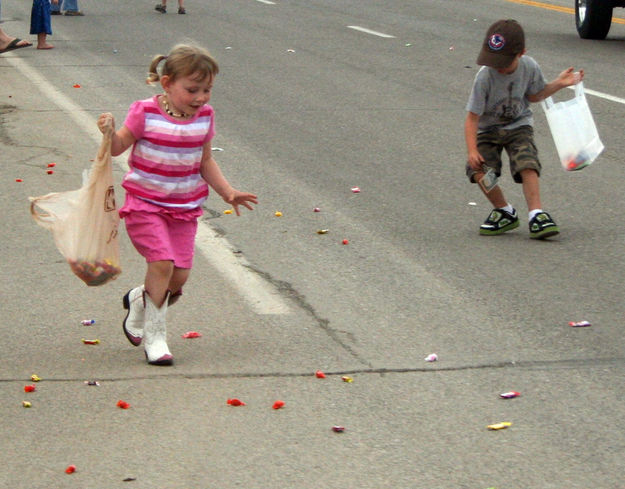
[568,85,625,105]
[7,56,290,315]
[347,25,396,38]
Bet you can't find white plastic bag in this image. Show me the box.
[29,116,121,286]
[541,82,604,171]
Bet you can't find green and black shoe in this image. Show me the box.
[479,208,519,236]
[529,212,559,239]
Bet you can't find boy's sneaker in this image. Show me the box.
[155,4,167,13]
[529,212,559,239]
[479,208,519,236]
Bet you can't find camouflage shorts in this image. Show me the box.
[466,125,541,184]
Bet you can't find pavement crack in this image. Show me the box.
[2,356,623,383]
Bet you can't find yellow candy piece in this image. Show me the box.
[82,338,100,345]
[22,401,32,408]
[224,209,233,215]
[31,374,42,382]
[275,211,282,217]
[487,422,512,430]
[317,229,329,234]
[341,376,353,383]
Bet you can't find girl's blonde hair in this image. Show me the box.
[146,44,219,84]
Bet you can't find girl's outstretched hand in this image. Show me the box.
[225,190,258,216]
[97,113,115,134]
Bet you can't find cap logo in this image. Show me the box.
[488,33,505,51]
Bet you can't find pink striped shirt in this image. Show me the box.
[121,96,215,211]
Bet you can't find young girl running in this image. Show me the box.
[98,44,257,366]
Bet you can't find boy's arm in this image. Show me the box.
[200,142,258,215]
[527,67,584,103]
[465,111,484,170]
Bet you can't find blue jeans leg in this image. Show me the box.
[63,0,79,11]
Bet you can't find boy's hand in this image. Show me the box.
[224,190,258,216]
[97,113,115,134]
[558,67,584,87]
[467,149,485,171]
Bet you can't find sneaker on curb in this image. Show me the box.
[155,4,166,13]
[178,7,186,14]
[64,10,84,15]
[479,208,520,236]
[529,212,559,239]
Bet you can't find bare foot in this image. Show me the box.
[37,43,54,50]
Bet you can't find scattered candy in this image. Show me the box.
[317,229,329,234]
[212,147,224,152]
[30,374,42,382]
[224,209,233,214]
[22,401,32,408]
[332,425,345,432]
[81,319,96,325]
[313,207,321,212]
[65,465,77,474]
[487,421,512,430]
[24,385,36,392]
[341,376,353,383]
[424,353,438,362]
[449,45,455,51]
[227,398,246,406]
[117,400,130,409]
[287,49,295,53]
[468,201,477,206]
[15,178,22,182]
[342,239,349,245]
[351,187,360,193]
[84,380,100,386]
[500,391,521,399]
[73,84,81,88]
[47,170,54,174]
[569,320,591,327]
[47,163,56,168]
[274,211,282,217]
[272,400,285,409]
[123,478,137,482]
[315,370,326,378]
[82,338,100,345]
[182,331,202,338]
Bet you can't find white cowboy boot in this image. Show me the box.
[122,285,145,346]
[143,292,173,366]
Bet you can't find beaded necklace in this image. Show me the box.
[162,96,188,118]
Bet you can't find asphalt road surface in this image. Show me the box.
[1,1,624,488]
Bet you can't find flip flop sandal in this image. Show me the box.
[0,38,32,54]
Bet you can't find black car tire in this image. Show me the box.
[576,0,613,39]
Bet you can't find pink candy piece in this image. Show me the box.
[351,187,360,193]
[500,391,521,399]
[182,331,202,338]
[424,353,438,362]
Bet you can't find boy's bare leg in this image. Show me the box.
[520,168,541,211]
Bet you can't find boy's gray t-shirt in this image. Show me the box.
[466,55,546,133]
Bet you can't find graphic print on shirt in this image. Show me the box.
[497,82,521,123]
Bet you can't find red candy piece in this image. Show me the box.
[47,163,56,168]
[272,400,285,409]
[47,170,54,174]
[24,385,36,392]
[116,400,130,409]
[342,239,349,245]
[227,398,246,406]
[181,331,202,338]
[73,84,81,88]
[315,370,326,378]
[15,178,22,182]
[332,426,345,432]
[65,465,76,474]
